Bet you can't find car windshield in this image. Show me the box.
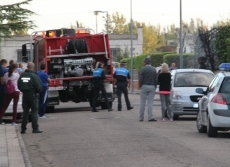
[220,77,230,93]
[174,72,214,87]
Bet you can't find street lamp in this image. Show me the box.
[94,11,109,34]
[179,0,183,69]
[130,0,134,93]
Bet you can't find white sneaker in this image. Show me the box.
[12,122,18,126]
[39,115,48,118]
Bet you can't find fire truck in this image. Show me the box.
[21,28,115,112]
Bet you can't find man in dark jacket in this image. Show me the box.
[18,62,43,134]
[113,62,133,111]
[139,57,157,122]
[92,62,113,112]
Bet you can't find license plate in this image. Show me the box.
[193,103,198,108]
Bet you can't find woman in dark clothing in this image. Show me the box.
[158,63,172,121]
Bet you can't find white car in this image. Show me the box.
[170,69,214,120]
[196,72,230,137]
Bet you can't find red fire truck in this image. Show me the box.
[21,28,115,112]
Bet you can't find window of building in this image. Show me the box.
[17,49,31,62]
[110,48,121,61]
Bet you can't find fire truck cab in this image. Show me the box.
[21,28,115,112]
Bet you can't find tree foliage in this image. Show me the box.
[0,0,36,36]
[198,27,218,71]
[215,25,230,63]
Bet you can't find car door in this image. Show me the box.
[200,76,219,124]
[203,76,220,124]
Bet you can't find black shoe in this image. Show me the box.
[108,108,113,112]
[148,119,157,122]
[127,106,134,110]
[92,110,99,112]
[118,109,122,111]
[32,130,43,133]
[21,130,26,134]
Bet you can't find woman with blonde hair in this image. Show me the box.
[158,63,172,121]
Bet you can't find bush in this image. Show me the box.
[163,53,195,68]
[120,52,175,71]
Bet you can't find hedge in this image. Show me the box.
[120,52,175,71]
[163,53,195,68]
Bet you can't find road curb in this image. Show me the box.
[16,127,32,167]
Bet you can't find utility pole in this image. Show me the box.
[94,11,98,33]
[130,0,134,93]
[179,0,183,69]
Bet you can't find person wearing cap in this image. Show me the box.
[113,62,133,111]
[92,61,113,112]
[139,57,157,122]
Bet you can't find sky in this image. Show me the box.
[3,0,230,33]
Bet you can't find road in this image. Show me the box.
[20,94,230,167]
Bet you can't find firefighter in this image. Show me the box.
[113,62,133,111]
[92,61,113,112]
[18,62,43,134]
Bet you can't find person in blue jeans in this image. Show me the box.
[37,64,51,118]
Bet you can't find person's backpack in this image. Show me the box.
[6,79,15,94]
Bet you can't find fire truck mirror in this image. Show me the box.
[22,44,27,56]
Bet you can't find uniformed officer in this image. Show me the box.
[18,62,43,134]
[92,62,113,112]
[113,62,133,111]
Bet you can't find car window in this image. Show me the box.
[174,72,214,87]
[208,76,219,92]
[219,77,230,93]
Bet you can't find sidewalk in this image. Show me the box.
[0,125,29,167]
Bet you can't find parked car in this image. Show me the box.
[170,69,214,120]
[196,72,230,137]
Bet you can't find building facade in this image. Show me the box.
[109,27,143,61]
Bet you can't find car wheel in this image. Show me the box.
[207,114,218,137]
[196,111,207,133]
[173,115,179,120]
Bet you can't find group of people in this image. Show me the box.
[0,59,50,134]
[139,58,176,122]
[92,59,176,122]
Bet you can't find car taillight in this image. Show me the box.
[211,94,227,105]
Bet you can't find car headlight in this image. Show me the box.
[173,91,183,100]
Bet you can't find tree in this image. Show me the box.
[0,0,36,36]
[198,27,218,71]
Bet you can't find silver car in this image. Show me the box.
[170,69,214,120]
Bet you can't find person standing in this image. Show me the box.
[139,57,157,122]
[37,63,51,118]
[18,62,43,134]
[113,62,133,111]
[169,62,177,71]
[158,63,173,121]
[92,61,113,112]
[0,59,8,124]
[0,63,20,125]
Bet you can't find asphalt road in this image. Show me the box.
[20,94,230,167]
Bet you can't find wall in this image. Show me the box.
[109,27,143,57]
[0,35,30,62]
